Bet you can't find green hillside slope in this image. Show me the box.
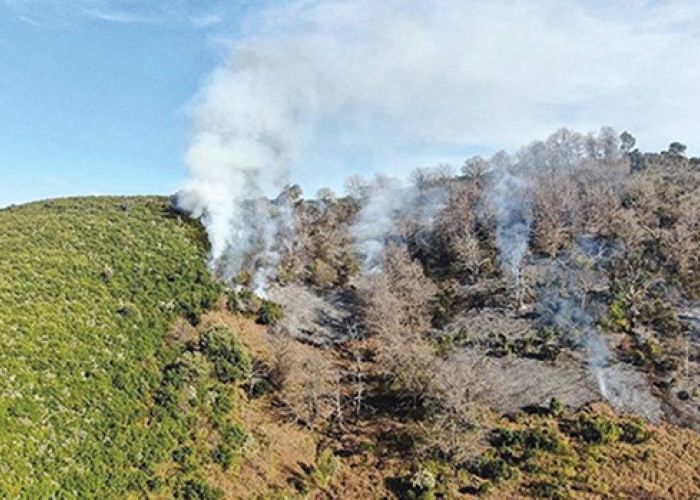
[0,197,221,497]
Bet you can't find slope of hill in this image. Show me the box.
[0,197,221,497]
[1,132,700,499]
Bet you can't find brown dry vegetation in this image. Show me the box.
[181,305,700,499]
[203,129,700,498]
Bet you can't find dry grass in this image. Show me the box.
[601,418,700,498]
[189,308,700,499]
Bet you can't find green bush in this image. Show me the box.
[226,288,260,317]
[173,446,193,465]
[174,478,224,500]
[227,290,284,326]
[548,397,564,417]
[258,299,285,326]
[491,427,563,455]
[527,480,566,499]
[570,414,621,445]
[603,298,632,333]
[311,447,339,488]
[200,326,251,383]
[211,445,234,469]
[209,386,234,420]
[408,468,437,500]
[477,480,494,496]
[471,454,513,483]
[523,428,564,453]
[620,420,652,444]
[220,422,249,452]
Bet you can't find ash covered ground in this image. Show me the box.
[214,130,700,433]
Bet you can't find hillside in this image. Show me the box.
[1,132,700,499]
[0,197,222,497]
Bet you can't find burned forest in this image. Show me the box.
[175,127,700,497]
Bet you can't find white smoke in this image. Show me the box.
[586,330,611,400]
[178,0,700,286]
[488,171,532,281]
[541,238,612,399]
[545,280,612,401]
[351,175,446,273]
[350,176,404,272]
[539,238,664,418]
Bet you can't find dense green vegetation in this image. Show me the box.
[0,196,222,497]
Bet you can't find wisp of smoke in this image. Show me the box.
[488,171,532,280]
[545,287,612,401]
[351,176,446,273]
[545,236,657,406]
[586,330,610,399]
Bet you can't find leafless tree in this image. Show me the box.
[344,174,370,201]
[419,358,489,462]
[529,173,582,256]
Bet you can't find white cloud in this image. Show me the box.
[2,0,152,25]
[1,0,229,27]
[190,12,224,29]
[239,0,699,156]
[78,6,148,24]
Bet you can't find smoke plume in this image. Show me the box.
[351,176,446,273]
[540,238,661,421]
[542,239,612,398]
[488,171,532,282]
[178,0,700,286]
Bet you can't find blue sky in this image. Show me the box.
[0,2,256,206]
[1,0,699,207]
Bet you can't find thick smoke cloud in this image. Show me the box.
[179,0,700,283]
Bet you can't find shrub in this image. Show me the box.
[227,290,284,326]
[311,258,338,288]
[491,427,563,455]
[527,480,566,499]
[117,301,142,321]
[408,468,437,500]
[603,298,632,333]
[548,397,564,417]
[433,328,471,357]
[0,197,225,497]
[311,447,338,488]
[199,327,251,383]
[212,423,249,469]
[211,445,234,469]
[477,480,494,496]
[471,454,513,482]
[101,265,113,283]
[172,446,192,465]
[570,414,621,445]
[524,428,564,453]
[337,250,360,284]
[620,420,652,444]
[226,288,260,317]
[257,299,285,326]
[209,386,234,421]
[174,478,223,500]
[220,422,249,451]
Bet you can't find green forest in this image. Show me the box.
[0,197,227,497]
